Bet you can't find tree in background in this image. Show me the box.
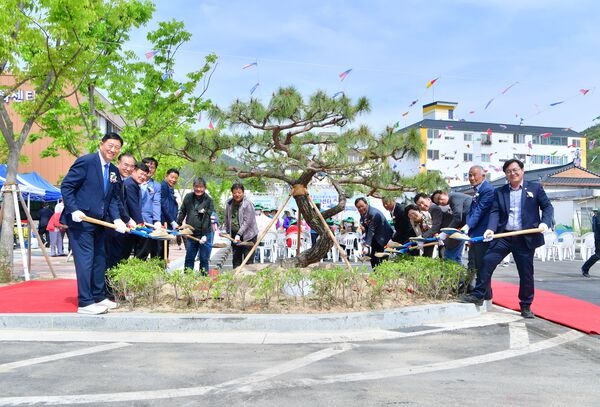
[177,87,446,266]
[0,0,154,281]
[585,124,600,173]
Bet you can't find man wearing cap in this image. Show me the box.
[581,208,600,277]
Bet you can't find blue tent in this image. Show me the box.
[0,164,61,202]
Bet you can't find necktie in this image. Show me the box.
[103,164,109,192]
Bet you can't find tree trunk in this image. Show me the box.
[0,152,20,282]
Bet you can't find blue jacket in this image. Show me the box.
[487,181,554,249]
[466,180,494,237]
[160,180,178,224]
[123,177,144,224]
[61,152,120,223]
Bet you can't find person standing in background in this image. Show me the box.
[46,205,65,256]
[581,208,600,278]
[37,202,53,247]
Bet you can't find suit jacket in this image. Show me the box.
[423,203,459,249]
[141,178,162,224]
[487,181,554,249]
[466,180,494,237]
[61,152,120,223]
[360,206,393,247]
[447,192,472,229]
[114,175,131,223]
[123,177,144,224]
[390,202,416,244]
[160,180,178,224]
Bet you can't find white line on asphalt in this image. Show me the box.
[0,342,131,373]
[0,343,354,405]
[233,330,584,393]
[508,322,530,349]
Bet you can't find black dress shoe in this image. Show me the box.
[582,269,590,278]
[459,294,483,306]
[520,307,535,319]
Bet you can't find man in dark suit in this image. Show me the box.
[464,165,495,301]
[121,163,150,261]
[461,159,554,318]
[382,197,416,245]
[431,190,472,265]
[37,202,53,247]
[355,197,393,268]
[61,133,129,315]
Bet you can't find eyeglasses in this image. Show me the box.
[505,168,521,175]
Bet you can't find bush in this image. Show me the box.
[107,257,166,308]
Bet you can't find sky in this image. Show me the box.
[127,0,600,134]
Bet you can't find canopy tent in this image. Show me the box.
[0,164,61,202]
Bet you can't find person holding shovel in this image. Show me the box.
[460,159,553,319]
[223,182,258,269]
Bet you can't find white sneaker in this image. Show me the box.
[77,303,108,315]
[483,299,493,311]
[96,298,118,309]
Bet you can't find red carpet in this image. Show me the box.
[0,279,77,313]
[492,280,600,334]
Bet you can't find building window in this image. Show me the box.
[570,139,581,148]
[514,153,526,161]
[532,135,568,145]
[464,153,473,161]
[427,128,440,139]
[480,154,490,162]
[513,134,527,144]
[427,150,439,160]
[481,134,492,145]
[448,109,454,120]
[464,133,473,141]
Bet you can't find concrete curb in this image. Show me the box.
[0,303,480,332]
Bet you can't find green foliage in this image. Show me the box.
[250,267,281,307]
[585,124,600,173]
[0,246,11,283]
[107,257,166,308]
[385,256,473,299]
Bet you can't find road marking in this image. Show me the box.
[509,322,530,349]
[233,330,584,393]
[0,343,354,405]
[0,342,131,373]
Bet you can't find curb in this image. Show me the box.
[0,303,480,332]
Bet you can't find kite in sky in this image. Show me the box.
[242,62,257,69]
[250,83,260,94]
[339,69,352,81]
[425,77,439,88]
[145,50,157,60]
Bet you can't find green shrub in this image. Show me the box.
[107,257,166,308]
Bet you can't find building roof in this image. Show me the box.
[399,119,581,137]
[452,161,600,193]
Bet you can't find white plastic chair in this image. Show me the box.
[258,232,277,263]
[556,232,576,261]
[580,232,594,259]
[581,233,596,260]
[338,232,359,262]
[541,231,558,262]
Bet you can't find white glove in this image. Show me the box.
[126,219,137,229]
[362,245,370,256]
[113,219,128,234]
[71,210,85,223]
[199,235,207,244]
[234,234,241,243]
[438,232,448,241]
[417,242,425,250]
[538,223,548,232]
[153,221,163,229]
[483,229,494,242]
[438,239,445,247]
[171,221,179,230]
[461,224,470,234]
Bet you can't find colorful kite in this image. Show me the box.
[541,132,552,138]
[250,83,260,94]
[580,89,590,95]
[145,50,157,60]
[339,69,352,81]
[425,77,439,88]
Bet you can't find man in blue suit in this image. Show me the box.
[355,197,393,268]
[61,133,129,315]
[461,159,554,318]
[464,165,495,301]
